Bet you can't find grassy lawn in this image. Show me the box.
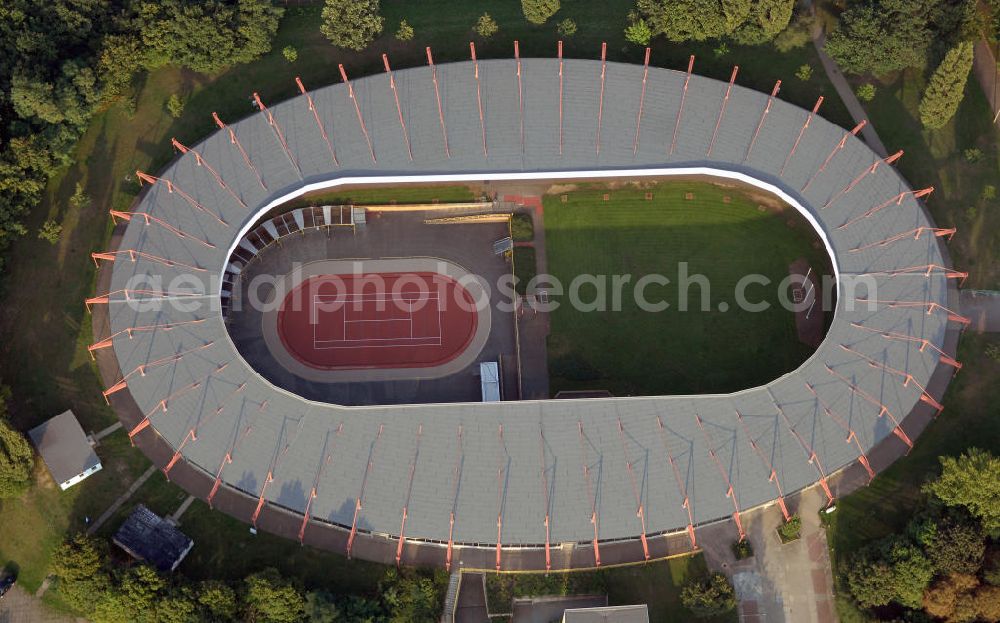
[823,61,1000,621]
[513,246,537,295]
[284,184,479,209]
[484,553,735,623]
[543,180,830,396]
[0,0,861,606]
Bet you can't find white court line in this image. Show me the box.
[309,292,444,350]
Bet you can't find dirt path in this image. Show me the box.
[0,586,83,623]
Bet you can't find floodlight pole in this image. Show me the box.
[295,77,339,166]
[745,80,781,162]
[426,48,450,158]
[577,421,602,567]
[252,92,302,177]
[822,150,903,209]
[171,138,248,208]
[445,425,463,571]
[617,419,650,560]
[539,425,552,571]
[347,423,383,559]
[780,96,823,176]
[382,54,413,161]
[670,56,695,156]
[733,410,790,521]
[470,43,487,158]
[515,41,524,155]
[801,119,867,192]
[804,383,876,482]
[212,112,267,190]
[135,170,228,227]
[837,187,934,230]
[707,66,739,157]
[655,416,696,549]
[338,65,377,163]
[558,41,564,156]
[396,424,422,567]
[694,414,746,540]
[596,42,607,156]
[633,47,651,156]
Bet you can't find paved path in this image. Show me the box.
[700,485,837,623]
[973,32,1000,123]
[453,573,489,623]
[0,586,82,623]
[961,289,1000,332]
[168,495,196,524]
[811,26,889,157]
[92,421,122,442]
[86,464,156,535]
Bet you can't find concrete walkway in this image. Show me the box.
[700,486,837,623]
[168,495,196,525]
[0,586,83,623]
[453,573,489,623]
[86,464,156,535]
[92,421,122,442]
[961,289,1000,332]
[811,26,889,157]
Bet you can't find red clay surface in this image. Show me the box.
[277,272,479,370]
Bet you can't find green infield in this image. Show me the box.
[541,179,831,397]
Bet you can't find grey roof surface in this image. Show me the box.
[113,504,193,572]
[27,410,100,485]
[104,58,956,551]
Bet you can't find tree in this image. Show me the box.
[50,535,110,615]
[680,573,737,618]
[795,64,812,81]
[557,18,577,37]
[918,516,986,575]
[198,580,239,621]
[0,408,33,499]
[923,573,979,621]
[166,94,185,118]
[521,0,560,25]
[282,46,297,63]
[732,0,795,44]
[381,570,442,623]
[636,0,752,42]
[918,41,974,130]
[824,0,933,76]
[38,219,62,244]
[117,564,166,621]
[846,536,934,609]
[141,0,283,74]
[924,448,1000,532]
[624,14,654,46]
[304,590,341,623]
[856,83,876,102]
[243,568,305,623]
[773,10,814,52]
[395,19,414,41]
[320,0,384,51]
[977,584,1000,621]
[475,13,499,38]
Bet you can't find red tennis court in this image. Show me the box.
[277,272,479,370]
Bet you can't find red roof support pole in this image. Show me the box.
[426,48,450,158]
[445,425,463,571]
[300,424,342,544]
[347,423,383,559]
[211,112,267,190]
[694,414,746,540]
[823,150,903,209]
[707,66,739,157]
[111,208,216,248]
[495,424,505,571]
[252,92,302,176]
[577,421,602,566]
[745,80,781,162]
[849,226,955,252]
[128,416,151,441]
[670,56,695,156]
[826,364,915,450]
[839,343,946,414]
[208,424,254,508]
[655,416,696,549]
[853,298,971,325]
[251,420,304,528]
[768,392,834,506]
[734,410,790,521]
[558,41,564,156]
[163,429,196,480]
[804,383,876,482]
[382,54,413,161]
[802,119,868,192]
[849,321,962,372]
[396,424,422,567]
[780,96,823,176]
[91,250,205,273]
[515,41,524,155]
[136,170,228,226]
[617,419,650,560]
[88,318,208,358]
[539,425,552,572]
[633,47,651,156]
[470,43,487,158]
[838,187,934,230]
[338,65,377,164]
[596,42,607,156]
[860,263,968,287]
[171,138,248,209]
[295,77,339,167]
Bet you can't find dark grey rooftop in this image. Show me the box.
[101,58,957,556]
[113,504,193,572]
[27,410,100,486]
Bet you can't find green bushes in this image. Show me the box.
[918,41,974,130]
[777,515,802,543]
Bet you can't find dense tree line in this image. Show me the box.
[844,449,1000,621]
[633,0,795,44]
[0,385,33,498]
[51,533,446,623]
[0,0,282,273]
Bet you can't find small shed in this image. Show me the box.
[563,604,649,623]
[27,410,102,491]
[113,505,194,572]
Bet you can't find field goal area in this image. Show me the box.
[310,292,444,350]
